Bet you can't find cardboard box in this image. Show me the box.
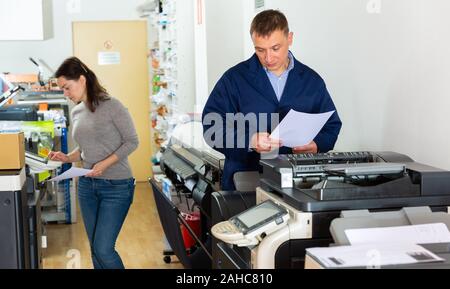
[0,132,25,170]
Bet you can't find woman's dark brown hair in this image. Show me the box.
[55,57,109,112]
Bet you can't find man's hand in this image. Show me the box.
[250,132,282,153]
[292,141,318,154]
[48,151,70,163]
[86,161,109,177]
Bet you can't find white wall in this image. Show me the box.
[204,0,245,93]
[200,0,450,170]
[234,0,450,170]
[193,0,208,113]
[0,0,145,74]
[176,0,195,114]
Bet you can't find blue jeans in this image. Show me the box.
[78,176,135,269]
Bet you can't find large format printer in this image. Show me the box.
[159,121,225,218]
[212,151,450,269]
[151,121,225,268]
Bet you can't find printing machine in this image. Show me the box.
[160,132,225,220]
[24,165,45,269]
[0,168,30,269]
[212,151,450,269]
[154,121,225,267]
[0,164,47,269]
[0,105,38,121]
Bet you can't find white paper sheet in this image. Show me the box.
[270,110,335,148]
[345,223,450,245]
[306,243,444,268]
[48,167,93,182]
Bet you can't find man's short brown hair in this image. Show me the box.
[250,9,289,37]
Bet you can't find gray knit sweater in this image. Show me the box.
[71,97,139,180]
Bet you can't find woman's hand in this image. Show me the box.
[86,160,110,177]
[48,151,71,163]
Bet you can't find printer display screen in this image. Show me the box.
[234,200,286,232]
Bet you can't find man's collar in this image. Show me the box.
[261,51,295,74]
[287,51,295,71]
[248,51,304,74]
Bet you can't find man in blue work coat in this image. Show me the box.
[202,10,342,190]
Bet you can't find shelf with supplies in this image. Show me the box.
[17,90,67,105]
[142,0,198,265]
[142,0,180,168]
[0,86,76,224]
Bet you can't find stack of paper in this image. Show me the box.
[345,223,450,245]
[307,243,444,268]
[307,223,450,268]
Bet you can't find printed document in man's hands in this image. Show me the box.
[270,110,335,147]
[48,167,93,182]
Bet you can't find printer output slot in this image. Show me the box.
[300,175,420,201]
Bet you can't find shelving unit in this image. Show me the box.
[140,0,195,264]
[141,0,179,169]
[0,88,76,224]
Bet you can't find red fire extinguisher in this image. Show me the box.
[180,211,201,251]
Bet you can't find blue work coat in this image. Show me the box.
[202,53,342,190]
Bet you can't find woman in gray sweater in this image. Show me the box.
[49,57,139,269]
